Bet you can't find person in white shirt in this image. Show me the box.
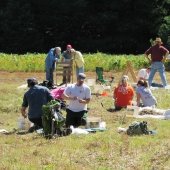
[137,67,163,87]
[62,73,91,127]
[137,67,150,81]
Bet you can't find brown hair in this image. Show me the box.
[137,80,148,88]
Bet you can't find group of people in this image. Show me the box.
[112,37,169,111]
[21,73,91,132]
[112,75,157,111]
[45,44,85,85]
[21,37,169,132]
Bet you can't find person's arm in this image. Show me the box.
[130,87,135,100]
[78,98,90,104]
[61,86,78,100]
[162,51,169,63]
[144,53,152,63]
[21,106,27,118]
[144,47,152,63]
[62,93,78,100]
[136,93,141,107]
[21,94,28,118]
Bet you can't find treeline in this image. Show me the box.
[0,0,170,54]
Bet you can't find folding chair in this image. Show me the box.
[96,67,114,85]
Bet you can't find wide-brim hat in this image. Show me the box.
[155,38,163,44]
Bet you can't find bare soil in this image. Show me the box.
[0,71,170,85]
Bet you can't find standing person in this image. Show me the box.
[145,37,169,87]
[61,44,73,84]
[71,49,84,78]
[21,78,53,132]
[136,80,157,107]
[113,75,134,111]
[62,73,91,128]
[45,47,61,84]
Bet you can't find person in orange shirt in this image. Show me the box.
[113,75,134,111]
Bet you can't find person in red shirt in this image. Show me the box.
[145,37,169,87]
[113,75,134,111]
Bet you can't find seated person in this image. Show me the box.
[136,80,157,107]
[113,75,135,111]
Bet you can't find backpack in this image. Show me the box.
[42,100,70,138]
[127,121,149,136]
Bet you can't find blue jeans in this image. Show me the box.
[148,62,167,87]
[46,68,54,83]
[76,66,84,78]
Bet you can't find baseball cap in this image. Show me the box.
[67,44,72,49]
[78,73,86,80]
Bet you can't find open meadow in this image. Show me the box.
[0,70,170,170]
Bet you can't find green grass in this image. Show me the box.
[0,79,170,169]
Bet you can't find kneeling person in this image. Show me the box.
[62,73,91,127]
[21,78,53,132]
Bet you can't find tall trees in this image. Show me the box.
[0,0,169,54]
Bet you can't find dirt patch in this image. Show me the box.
[0,71,169,85]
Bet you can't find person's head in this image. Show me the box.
[27,78,38,87]
[53,47,61,56]
[77,73,86,86]
[137,80,148,88]
[120,75,129,86]
[66,44,72,52]
[154,37,163,45]
[70,49,76,55]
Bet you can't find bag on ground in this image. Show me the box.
[127,121,149,136]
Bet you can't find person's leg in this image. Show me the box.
[28,118,43,132]
[65,109,76,127]
[74,111,87,127]
[157,62,167,87]
[148,63,157,87]
[49,69,54,84]
[46,69,50,81]
[62,67,67,83]
[67,67,71,83]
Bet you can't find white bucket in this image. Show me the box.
[18,117,30,130]
[133,106,140,116]
[87,79,96,86]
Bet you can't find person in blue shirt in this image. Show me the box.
[45,47,61,84]
[21,78,53,132]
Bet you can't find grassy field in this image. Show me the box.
[0,71,170,170]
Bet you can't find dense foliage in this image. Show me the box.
[0,0,170,54]
[1,52,170,72]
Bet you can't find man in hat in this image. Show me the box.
[45,47,61,84]
[21,78,53,132]
[62,73,91,128]
[145,37,169,87]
